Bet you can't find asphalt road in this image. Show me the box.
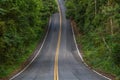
[11,0,109,80]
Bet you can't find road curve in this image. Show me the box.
[10,0,109,80]
[11,13,60,80]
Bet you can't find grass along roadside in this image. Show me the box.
[0,32,44,79]
[71,20,120,80]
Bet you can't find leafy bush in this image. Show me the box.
[0,0,57,78]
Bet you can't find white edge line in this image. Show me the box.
[71,22,112,80]
[9,18,51,80]
[71,23,84,62]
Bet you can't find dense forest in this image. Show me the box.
[66,0,120,79]
[0,0,57,78]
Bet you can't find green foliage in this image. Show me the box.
[66,0,120,79]
[0,0,57,78]
[112,43,120,66]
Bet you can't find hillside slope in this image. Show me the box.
[0,0,57,78]
[65,0,120,79]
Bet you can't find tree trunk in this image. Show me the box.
[110,18,114,35]
[94,0,97,15]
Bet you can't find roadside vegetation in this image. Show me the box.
[0,0,57,78]
[65,0,120,79]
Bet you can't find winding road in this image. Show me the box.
[10,0,110,80]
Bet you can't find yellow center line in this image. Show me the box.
[54,0,62,80]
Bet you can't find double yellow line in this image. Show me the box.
[54,0,62,80]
